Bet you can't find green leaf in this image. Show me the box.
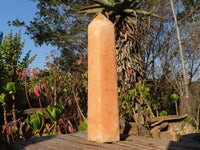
[79,119,88,131]
[78,8,104,14]
[124,95,131,102]
[159,110,167,116]
[118,87,121,93]
[12,125,19,135]
[184,117,192,123]
[129,89,137,97]
[93,0,114,8]
[135,9,164,19]
[136,82,144,93]
[36,110,43,116]
[0,93,6,104]
[45,104,64,123]
[144,87,150,93]
[6,82,16,94]
[79,4,102,11]
[25,113,43,133]
[170,93,179,102]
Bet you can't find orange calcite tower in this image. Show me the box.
[88,13,119,143]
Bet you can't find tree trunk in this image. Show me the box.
[170,0,193,116]
[115,31,145,124]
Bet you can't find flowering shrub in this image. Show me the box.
[24,53,88,134]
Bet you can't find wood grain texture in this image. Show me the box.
[12,131,200,150]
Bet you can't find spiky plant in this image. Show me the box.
[80,0,162,96]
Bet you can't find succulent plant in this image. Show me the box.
[79,119,88,131]
[0,93,6,105]
[6,82,16,95]
[25,111,44,134]
[45,104,64,124]
[170,93,179,102]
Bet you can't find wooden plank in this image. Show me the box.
[124,135,170,149]
[147,114,188,127]
[12,131,200,150]
[58,132,131,150]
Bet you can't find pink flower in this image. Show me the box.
[68,99,72,106]
[34,88,40,97]
[32,69,36,79]
[128,70,132,77]
[7,125,12,135]
[77,59,83,65]
[68,126,72,133]
[29,88,32,95]
[43,83,47,91]
[57,125,60,135]
[22,71,25,78]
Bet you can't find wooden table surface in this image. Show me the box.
[12,131,200,150]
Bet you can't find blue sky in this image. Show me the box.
[0,0,53,69]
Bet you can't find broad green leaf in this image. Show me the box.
[25,113,43,133]
[0,93,6,104]
[45,104,64,123]
[6,82,16,94]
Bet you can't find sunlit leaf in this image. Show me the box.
[6,82,16,94]
[79,4,102,11]
[129,89,137,97]
[0,93,6,104]
[25,112,44,133]
[93,0,114,8]
[78,8,104,15]
[135,9,164,19]
[45,104,64,123]
[170,93,179,102]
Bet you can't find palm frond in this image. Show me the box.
[93,0,114,8]
[109,0,115,3]
[78,8,104,15]
[123,9,137,17]
[127,16,137,26]
[79,4,102,11]
[135,9,164,19]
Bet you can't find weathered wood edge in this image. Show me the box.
[12,131,200,150]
